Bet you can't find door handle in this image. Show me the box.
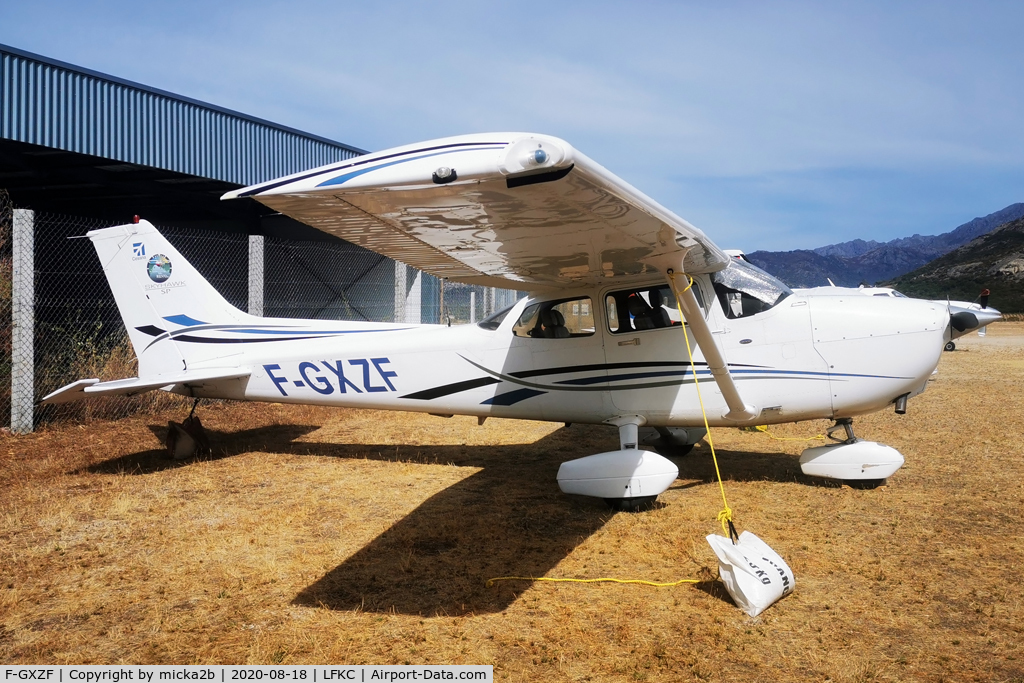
[617,337,641,346]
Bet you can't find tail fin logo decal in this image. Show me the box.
[132,242,145,257]
[147,254,172,283]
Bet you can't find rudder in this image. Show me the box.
[89,220,255,378]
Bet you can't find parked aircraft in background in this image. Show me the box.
[42,134,972,509]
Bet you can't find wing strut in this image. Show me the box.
[661,266,757,422]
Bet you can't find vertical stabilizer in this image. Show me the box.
[89,220,255,378]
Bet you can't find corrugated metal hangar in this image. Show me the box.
[2,43,511,432]
[0,42,364,233]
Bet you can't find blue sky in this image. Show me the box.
[2,1,1023,251]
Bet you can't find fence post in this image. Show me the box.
[248,234,264,317]
[406,269,421,323]
[393,260,407,323]
[11,209,34,434]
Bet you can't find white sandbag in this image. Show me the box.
[706,530,795,617]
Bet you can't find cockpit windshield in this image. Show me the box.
[711,258,792,319]
[477,302,517,330]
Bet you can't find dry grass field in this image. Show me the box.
[3,324,1024,682]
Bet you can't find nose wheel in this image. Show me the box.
[604,496,658,512]
[826,418,857,443]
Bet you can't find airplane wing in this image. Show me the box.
[223,133,729,290]
[40,369,251,405]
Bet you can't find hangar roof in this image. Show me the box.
[0,43,367,225]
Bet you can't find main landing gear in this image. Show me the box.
[556,417,680,513]
[798,418,905,488]
[166,399,211,460]
[640,426,707,457]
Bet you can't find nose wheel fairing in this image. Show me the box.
[799,438,904,484]
[799,418,905,484]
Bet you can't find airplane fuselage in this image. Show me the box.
[174,275,947,428]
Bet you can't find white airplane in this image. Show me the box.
[42,133,962,510]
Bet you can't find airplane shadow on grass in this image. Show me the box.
[669,444,841,490]
[80,423,323,475]
[290,424,619,616]
[291,432,788,616]
[82,422,815,615]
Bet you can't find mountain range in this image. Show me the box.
[746,203,1024,288]
[884,216,1024,313]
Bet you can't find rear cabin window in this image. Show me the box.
[512,297,595,338]
[605,284,703,334]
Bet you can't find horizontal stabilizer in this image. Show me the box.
[40,369,251,405]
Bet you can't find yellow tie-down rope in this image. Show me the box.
[487,272,739,590]
[743,424,827,442]
[486,576,699,588]
[667,271,738,543]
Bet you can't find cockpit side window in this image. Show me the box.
[512,297,595,338]
[711,259,792,319]
[605,283,702,333]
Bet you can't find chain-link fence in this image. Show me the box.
[438,280,521,325]
[2,202,524,432]
[33,211,171,425]
[30,217,258,426]
[265,238,394,321]
[0,191,12,431]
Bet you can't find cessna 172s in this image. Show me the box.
[43,133,976,510]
